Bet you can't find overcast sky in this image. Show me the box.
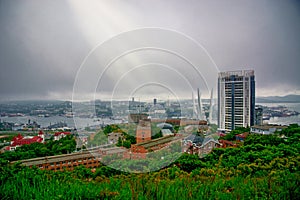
[0,0,299,101]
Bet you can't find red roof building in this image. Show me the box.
[219,140,237,148]
[219,133,226,137]
[235,132,249,142]
[6,131,44,151]
[54,131,71,141]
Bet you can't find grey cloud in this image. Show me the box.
[0,0,299,100]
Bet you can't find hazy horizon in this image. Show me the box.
[1,94,300,103]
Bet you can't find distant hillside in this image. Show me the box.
[0,100,66,105]
[256,94,300,103]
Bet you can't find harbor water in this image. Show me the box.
[258,102,300,125]
[1,102,300,130]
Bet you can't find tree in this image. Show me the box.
[151,131,163,139]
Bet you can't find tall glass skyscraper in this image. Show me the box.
[218,70,255,131]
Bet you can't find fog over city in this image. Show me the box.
[0,0,300,101]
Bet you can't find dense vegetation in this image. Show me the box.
[0,135,76,161]
[0,124,299,199]
[88,124,137,148]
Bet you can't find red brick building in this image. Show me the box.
[136,120,151,144]
[151,118,207,126]
[12,151,101,171]
[130,135,182,159]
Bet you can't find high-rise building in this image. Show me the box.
[218,70,255,131]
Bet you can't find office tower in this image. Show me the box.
[218,70,255,131]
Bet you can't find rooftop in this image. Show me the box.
[133,135,180,150]
[251,125,287,130]
[218,70,254,78]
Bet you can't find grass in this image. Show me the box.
[0,165,299,200]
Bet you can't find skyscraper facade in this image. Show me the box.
[218,70,255,131]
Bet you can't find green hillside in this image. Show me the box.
[0,124,299,199]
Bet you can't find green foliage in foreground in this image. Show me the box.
[0,124,299,199]
[0,162,299,200]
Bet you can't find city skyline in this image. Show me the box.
[0,0,300,101]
